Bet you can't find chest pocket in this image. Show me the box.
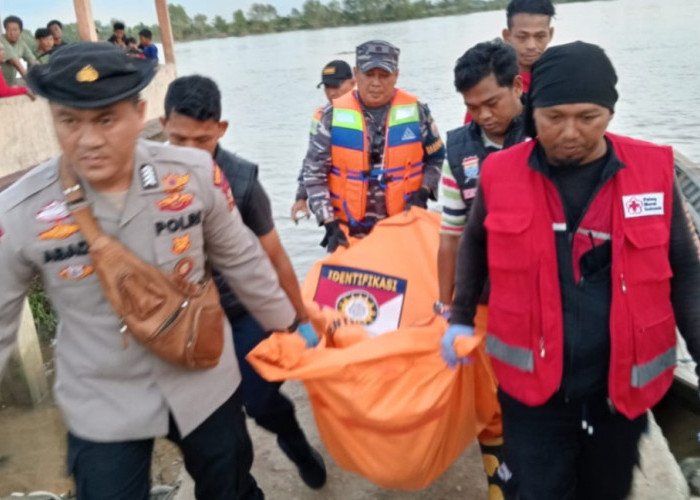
[623,222,671,284]
[485,211,534,317]
[485,212,533,270]
[622,222,673,329]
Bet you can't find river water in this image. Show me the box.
[174,0,700,276]
[2,0,700,496]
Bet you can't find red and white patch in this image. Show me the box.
[622,193,664,218]
[36,200,70,223]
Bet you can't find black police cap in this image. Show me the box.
[317,60,353,88]
[27,42,155,109]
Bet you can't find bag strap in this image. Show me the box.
[58,156,105,246]
[59,157,214,284]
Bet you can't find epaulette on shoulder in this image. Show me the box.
[0,159,59,213]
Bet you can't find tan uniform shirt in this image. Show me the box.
[0,140,295,441]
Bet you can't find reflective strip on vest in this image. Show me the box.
[576,227,612,241]
[390,103,419,125]
[387,103,421,148]
[486,334,535,373]
[552,222,567,232]
[333,108,363,129]
[331,108,365,151]
[630,346,676,388]
[329,90,424,222]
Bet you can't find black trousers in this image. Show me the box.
[229,310,303,438]
[498,389,648,500]
[68,388,263,500]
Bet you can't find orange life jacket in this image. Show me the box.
[480,133,676,419]
[329,90,424,225]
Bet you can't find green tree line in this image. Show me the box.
[34,0,595,44]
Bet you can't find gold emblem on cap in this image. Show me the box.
[76,65,99,83]
[323,67,336,75]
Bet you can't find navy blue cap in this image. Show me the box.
[27,42,155,109]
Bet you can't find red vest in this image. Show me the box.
[480,133,676,419]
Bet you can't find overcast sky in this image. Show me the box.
[0,1,301,32]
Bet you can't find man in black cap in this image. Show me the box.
[442,41,700,499]
[317,59,355,102]
[291,60,355,222]
[0,42,298,499]
[302,40,445,250]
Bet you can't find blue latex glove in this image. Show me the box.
[441,323,475,369]
[297,322,319,348]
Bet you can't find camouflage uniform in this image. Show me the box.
[302,94,445,231]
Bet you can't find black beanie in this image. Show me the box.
[525,41,618,137]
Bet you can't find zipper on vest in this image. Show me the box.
[620,273,627,293]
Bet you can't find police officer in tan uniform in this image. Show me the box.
[0,42,297,499]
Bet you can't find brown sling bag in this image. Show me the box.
[60,160,225,369]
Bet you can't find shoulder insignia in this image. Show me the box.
[139,164,158,189]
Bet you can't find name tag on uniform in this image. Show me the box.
[622,192,664,218]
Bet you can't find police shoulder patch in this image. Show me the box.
[139,164,158,189]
